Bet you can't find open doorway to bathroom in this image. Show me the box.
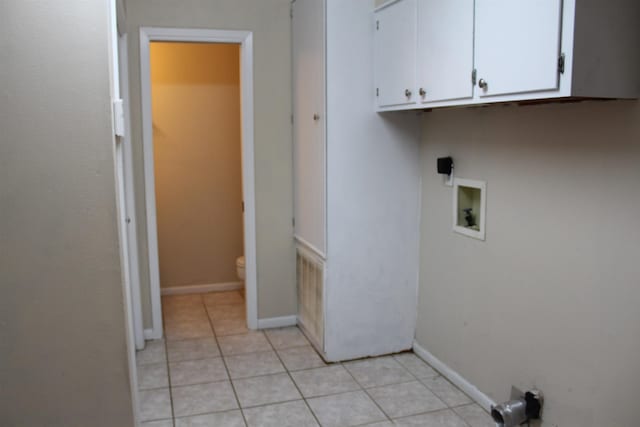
[137,28,259,349]
[150,41,248,337]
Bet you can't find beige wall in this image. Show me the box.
[126,0,295,324]
[0,1,134,426]
[417,100,640,426]
[151,42,244,288]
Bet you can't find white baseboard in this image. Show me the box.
[257,315,297,329]
[412,340,495,412]
[143,328,162,341]
[160,281,243,296]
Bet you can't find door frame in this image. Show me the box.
[139,27,258,336]
[108,0,140,425]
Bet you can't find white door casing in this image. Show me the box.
[139,27,258,334]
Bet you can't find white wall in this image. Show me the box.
[1,1,134,425]
[324,0,422,361]
[417,100,640,427]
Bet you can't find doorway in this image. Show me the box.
[139,27,258,340]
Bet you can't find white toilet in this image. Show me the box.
[236,256,245,281]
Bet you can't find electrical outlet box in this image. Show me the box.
[453,178,486,240]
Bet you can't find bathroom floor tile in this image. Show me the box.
[393,353,439,379]
[138,362,169,390]
[453,403,495,427]
[367,380,447,418]
[224,350,285,379]
[206,303,245,321]
[420,376,472,407]
[166,337,219,362]
[139,388,172,422]
[212,317,249,336]
[165,319,213,341]
[218,331,272,355]
[171,381,238,417]
[233,372,301,407]
[344,356,414,388]
[137,340,166,366]
[277,345,326,372]
[163,306,209,323]
[307,390,387,427]
[244,400,319,427]
[264,327,310,349]
[169,357,228,386]
[202,291,244,307]
[393,409,468,427]
[162,295,204,311]
[290,365,360,398]
[174,410,246,427]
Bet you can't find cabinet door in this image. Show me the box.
[292,0,326,255]
[374,0,417,108]
[475,0,563,97]
[417,0,474,103]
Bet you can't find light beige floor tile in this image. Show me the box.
[393,408,468,426]
[137,340,166,366]
[171,381,238,417]
[206,303,245,321]
[225,350,285,379]
[453,403,495,427]
[233,372,301,407]
[307,390,387,427]
[162,294,203,309]
[167,337,220,362]
[277,345,326,371]
[264,327,309,349]
[141,420,174,427]
[138,362,169,390]
[368,380,447,418]
[202,291,244,307]
[344,356,414,388]
[139,388,172,422]
[212,317,249,336]
[361,422,394,427]
[290,365,360,398]
[163,306,209,323]
[393,353,439,379]
[174,410,246,427]
[165,319,213,341]
[420,376,472,407]
[169,357,228,386]
[244,400,319,427]
[218,331,272,356]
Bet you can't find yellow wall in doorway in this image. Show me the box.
[151,42,244,288]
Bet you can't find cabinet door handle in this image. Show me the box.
[478,79,488,90]
[313,113,320,121]
[419,88,426,97]
[405,89,412,98]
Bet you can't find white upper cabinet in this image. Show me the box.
[474,0,562,98]
[374,0,417,108]
[374,0,640,111]
[416,0,474,104]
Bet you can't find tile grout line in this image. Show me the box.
[162,314,176,426]
[203,292,250,427]
[263,329,324,427]
[340,362,394,423]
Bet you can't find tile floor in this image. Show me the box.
[136,291,495,427]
